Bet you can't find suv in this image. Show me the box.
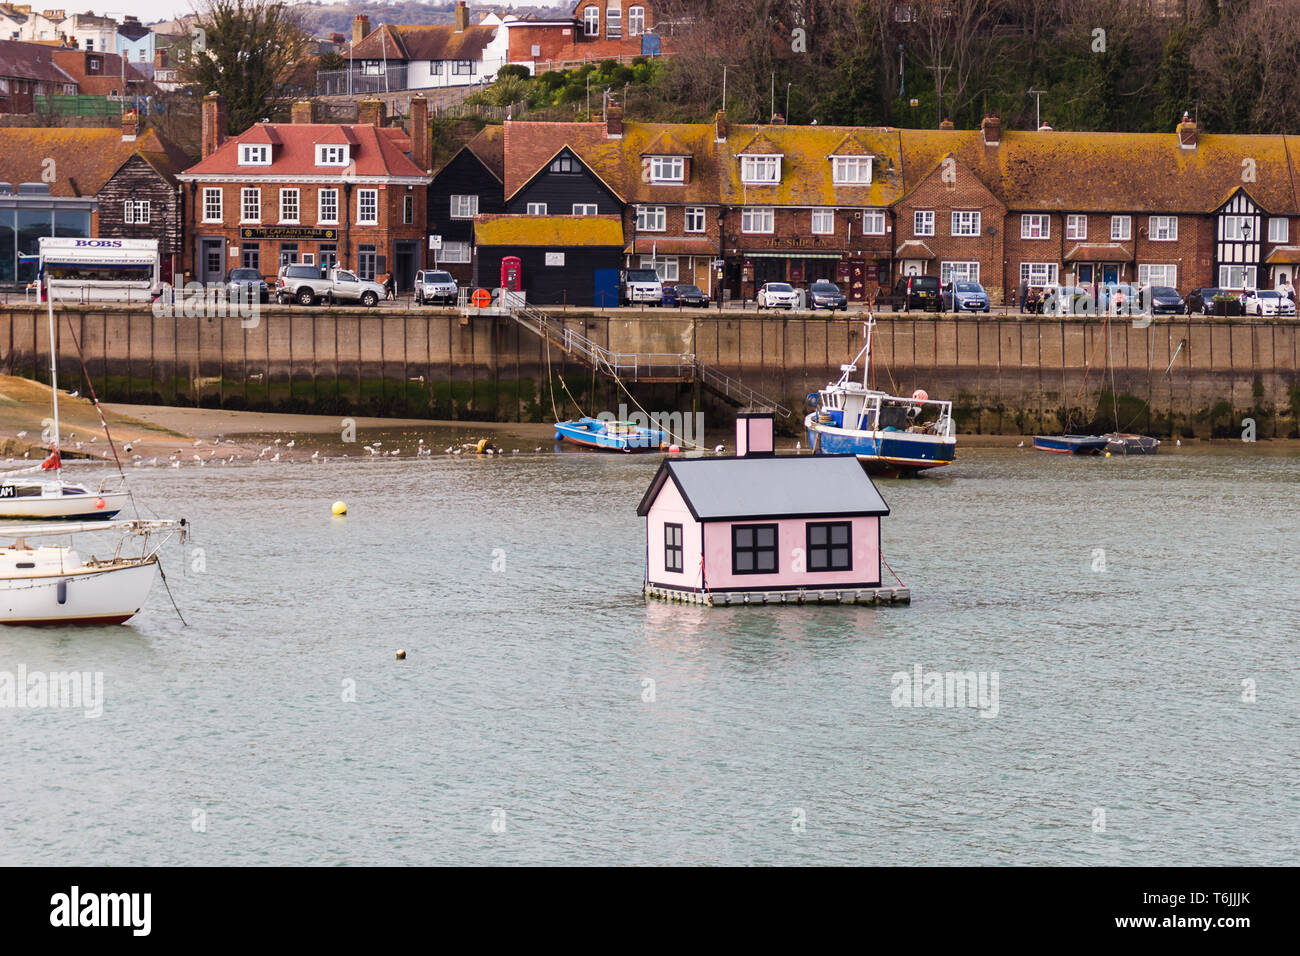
[621,269,663,306]
[415,270,458,306]
[884,276,942,312]
[227,267,268,303]
[277,264,385,307]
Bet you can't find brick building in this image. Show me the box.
[178,96,432,289]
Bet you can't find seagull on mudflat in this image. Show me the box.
[1017,440,1025,447]
[714,444,725,453]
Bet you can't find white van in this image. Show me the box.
[621,268,663,306]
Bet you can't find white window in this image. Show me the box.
[241,187,260,223]
[685,207,706,232]
[831,156,872,185]
[649,156,684,183]
[450,195,478,219]
[629,5,645,35]
[1066,214,1087,240]
[1111,215,1131,240]
[951,211,981,236]
[606,7,621,37]
[741,208,774,233]
[740,155,781,184]
[636,205,666,231]
[861,209,886,235]
[572,203,598,215]
[1149,216,1178,241]
[440,241,471,263]
[202,188,222,222]
[641,255,678,282]
[1219,264,1256,289]
[914,210,935,236]
[123,199,150,224]
[550,155,575,173]
[361,60,383,76]
[1019,262,1059,286]
[811,209,834,235]
[1269,217,1289,243]
[430,61,443,75]
[280,188,299,224]
[239,144,270,166]
[941,261,980,283]
[1223,215,1254,241]
[316,145,348,166]
[1021,214,1050,239]
[1138,264,1177,286]
[452,60,475,75]
[319,189,338,224]
[357,189,378,225]
[527,202,548,215]
[584,5,599,35]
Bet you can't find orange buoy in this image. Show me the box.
[912,388,929,401]
[471,288,491,308]
[94,497,106,509]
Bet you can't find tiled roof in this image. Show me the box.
[180,123,425,179]
[895,240,934,259]
[465,125,505,181]
[0,39,76,84]
[0,126,190,196]
[474,214,624,247]
[1064,243,1132,262]
[345,24,495,61]
[641,131,691,156]
[735,132,784,156]
[52,49,156,96]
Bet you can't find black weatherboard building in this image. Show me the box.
[506,146,621,216]
[426,127,504,285]
[473,215,624,306]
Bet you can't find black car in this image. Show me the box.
[662,283,710,307]
[1147,286,1184,314]
[809,280,848,311]
[227,267,269,303]
[884,276,942,312]
[1185,287,1226,314]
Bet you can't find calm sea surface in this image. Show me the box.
[1,439,1297,865]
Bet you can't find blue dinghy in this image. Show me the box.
[555,417,669,452]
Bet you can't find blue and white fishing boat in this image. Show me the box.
[554,417,669,452]
[805,319,956,476]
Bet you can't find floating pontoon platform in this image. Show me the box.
[644,584,910,606]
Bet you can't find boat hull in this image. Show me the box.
[806,415,955,475]
[0,559,158,626]
[1032,435,1109,455]
[554,419,669,452]
[0,489,129,521]
[1104,433,1160,455]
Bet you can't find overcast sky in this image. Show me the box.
[118,0,557,28]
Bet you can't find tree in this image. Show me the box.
[182,0,313,135]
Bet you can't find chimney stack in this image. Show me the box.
[714,109,727,143]
[454,0,469,32]
[352,14,370,46]
[409,95,430,172]
[120,107,140,142]
[980,114,1001,147]
[605,96,623,138]
[201,92,227,159]
[1177,111,1197,150]
[291,99,315,124]
[358,99,386,128]
[735,409,775,458]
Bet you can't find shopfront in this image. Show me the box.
[0,183,94,286]
[726,252,887,302]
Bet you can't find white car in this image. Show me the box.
[415,269,458,305]
[1241,288,1296,316]
[757,282,799,310]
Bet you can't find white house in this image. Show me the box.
[57,11,118,53]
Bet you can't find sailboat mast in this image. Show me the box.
[45,276,61,482]
[862,319,875,389]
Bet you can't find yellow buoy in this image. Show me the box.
[332,500,348,516]
[396,649,407,660]
[1105,451,1111,458]
[475,438,488,454]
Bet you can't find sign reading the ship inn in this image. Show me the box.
[239,227,339,241]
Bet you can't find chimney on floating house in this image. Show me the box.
[201,91,226,159]
[735,408,775,458]
[291,99,315,124]
[352,14,370,46]
[409,95,430,172]
[358,98,385,128]
[715,109,727,143]
[454,0,469,33]
[981,114,1000,147]
[1177,111,1197,150]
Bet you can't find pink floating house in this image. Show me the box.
[636,410,909,606]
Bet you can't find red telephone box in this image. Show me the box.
[501,256,522,291]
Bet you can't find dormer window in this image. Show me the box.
[832,156,872,185]
[550,154,576,173]
[740,155,781,184]
[648,156,684,183]
[239,144,271,166]
[316,145,349,166]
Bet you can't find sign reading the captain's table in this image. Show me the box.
[239,227,339,241]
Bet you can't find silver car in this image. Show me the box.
[415,269,458,306]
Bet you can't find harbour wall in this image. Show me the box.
[2,306,1297,438]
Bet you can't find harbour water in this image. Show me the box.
[1,442,1296,865]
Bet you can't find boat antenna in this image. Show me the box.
[44,275,62,483]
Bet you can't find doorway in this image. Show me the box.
[198,238,224,284]
[392,239,420,291]
[1101,264,1119,284]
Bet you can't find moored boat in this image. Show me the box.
[554,417,670,452]
[1032,435,1109,455]
[1104,433,1160,455]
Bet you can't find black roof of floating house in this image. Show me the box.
[637,455,890,521]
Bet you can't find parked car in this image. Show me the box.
[1184,288,1226,314]
[227,267,268,303]
[1040,285,1090,315]
[809,280,848,311]
[662,283,710,307]
[621,269,664,306]
[942,279,990,312]
[414,269,458,305]
[1240,288,1296,316]
[1147,286,1185,315]
[276,264,384,307]
[883,275,942,312]
[757,281,799,310]
[1095,282,1142,312]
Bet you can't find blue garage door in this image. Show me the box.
[594,268,619,308]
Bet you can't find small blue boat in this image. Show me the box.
[554,417,669,452]
[1032,435,1109,455]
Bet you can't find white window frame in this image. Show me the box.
[572,203,598,215]
[685,207,706,233]
[861,209,886,235]
[606,7,621,37]
[914,210,935,236]
[361,59,383,76]
[1138,264,1177,286]
[241,187,261,224]
[239,144,270,166]
[831,156,872,185]
[318,189,339,225]
[1066,214,1087,240]
[1110,215,1132,241]
[741,208,774,234]
[452,60,475,76]
[123,199,150,224]
[279,188,299,225]
[1219,264,1256,289]
[629,5,645,36]
[202,187,222,223]
[1222,216,1252,241]
[636,205,666,232]
[649,156,685,184]
[740,155,781,184]
[1269,217,1289,243]
[1019,262,1059,286]
[450,195,478,219]
[526,202,548,216]
[951,210,981,237]
[641,255,678,282]
[1149,216,1178,241]
[440,241,471,264]
[811,208,834,235]
[941,261,980,283]
[584,5,599,36]
[1021,214,1050,239]
[316,145,348,166]
[357,189,378,225]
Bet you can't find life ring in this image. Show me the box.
[471,288,491,308]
